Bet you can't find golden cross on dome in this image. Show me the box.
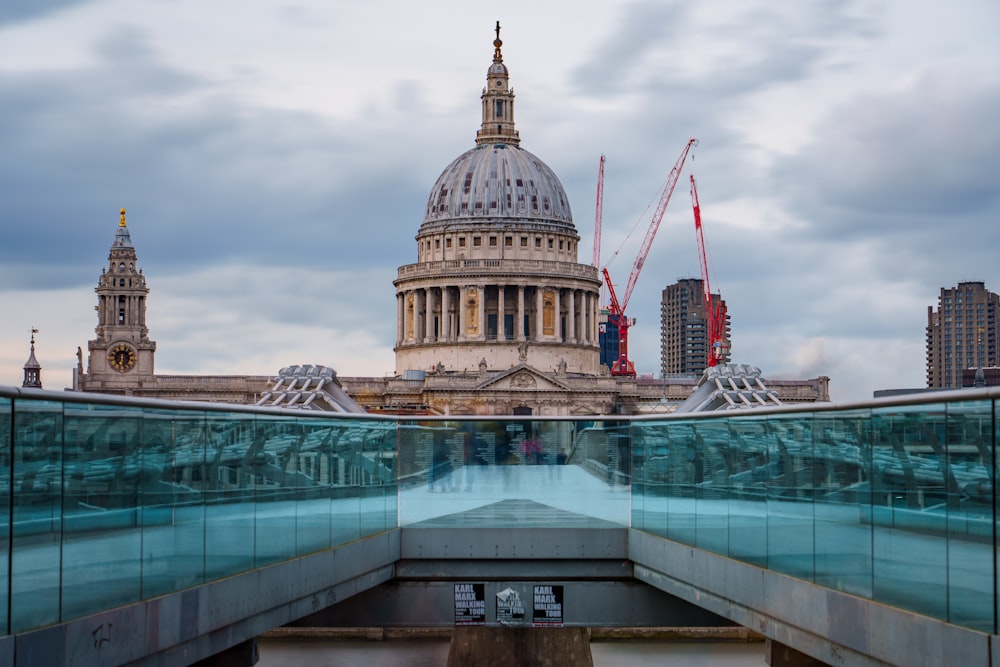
[493,20,503,61]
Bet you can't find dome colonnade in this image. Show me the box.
[394,23,601,375]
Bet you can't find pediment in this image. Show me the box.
[449,402,476,415]
[476,364,572,392]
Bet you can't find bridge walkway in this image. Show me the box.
[1,387,998,666]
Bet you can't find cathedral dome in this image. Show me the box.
[421,143,574,232]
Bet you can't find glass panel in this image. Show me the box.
[203,411,256,580]
[293,417,336,556]
[0,396,11,635]
[330,421,362,545]
[254,414,299,567]
[728,415,769,567]
[11,399,63,632]
[629,421,655,531]
[61,402,143,621]
[812,409,873,599]
[766,414,815,580]
[633,420,697,546]
[996,398,1000,636]
[945,400,993,632]
[355,420,396,539]
[140,407,208,598]
[692,419,730,556]
[397,419,627,528]
[871,403,948,620]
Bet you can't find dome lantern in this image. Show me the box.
[476,21,520,147]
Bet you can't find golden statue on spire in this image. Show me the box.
[493,20,503,61]
[119,208,127,227]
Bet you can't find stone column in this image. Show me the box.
[426,287,436,342]
[554,288,561,341]
[498,285,506,341]
[441,286,452,341]
[535,287,544,341]
[448,627,593,667]
[517,286,526,341]
[478,284,486,341]
[568,289,577,343]
[459,287,468,341]
[396,292,405,345]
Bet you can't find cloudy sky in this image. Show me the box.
[1,0,998,402]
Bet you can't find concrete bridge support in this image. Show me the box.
[766,639,829,667]
[447,627,593,667]
[191,638,258,667]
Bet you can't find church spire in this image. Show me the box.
[22,328,42,388]
[113,207,134,249]
[475,21,520,147]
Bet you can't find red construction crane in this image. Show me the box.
[592,154,605,268]
[603,137,698,377]
[690,174,728,367]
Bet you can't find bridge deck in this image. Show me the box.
[2,386,999,666]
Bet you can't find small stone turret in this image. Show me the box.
[22,328,42,388]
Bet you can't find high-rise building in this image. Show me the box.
[660,278,729,376]
[926,281,999,388]
[597,308,620,371]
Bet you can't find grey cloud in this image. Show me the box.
[0,0,98,25]
[772,69,1000,294]
[566,1,689,96]
[0,37,431,289]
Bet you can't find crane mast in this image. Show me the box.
[592,155,605,268]
[603,137,698,377]
[690,174,728,367]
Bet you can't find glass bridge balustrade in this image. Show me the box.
[1,388,998,638]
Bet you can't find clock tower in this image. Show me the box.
[75,208,156,393]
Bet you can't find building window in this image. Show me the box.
[548,239,554,249]
[446,238,452,248]
[521,237,528,247]
[489,236,497,246]
[474,237,482,247]
[505,236,513,247]
[535,238,542,248]
[459,237,466,247]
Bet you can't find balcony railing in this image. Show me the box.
[2,385,999,636]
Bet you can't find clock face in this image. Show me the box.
[108,343,137,373]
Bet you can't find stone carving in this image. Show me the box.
[511,372,536,388]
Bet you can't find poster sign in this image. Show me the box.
[532,584,563,626]
[495,587,525,624]
[454,583,486,625]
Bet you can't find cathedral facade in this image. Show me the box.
[69,27,830,414]
[394,27,601,378]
